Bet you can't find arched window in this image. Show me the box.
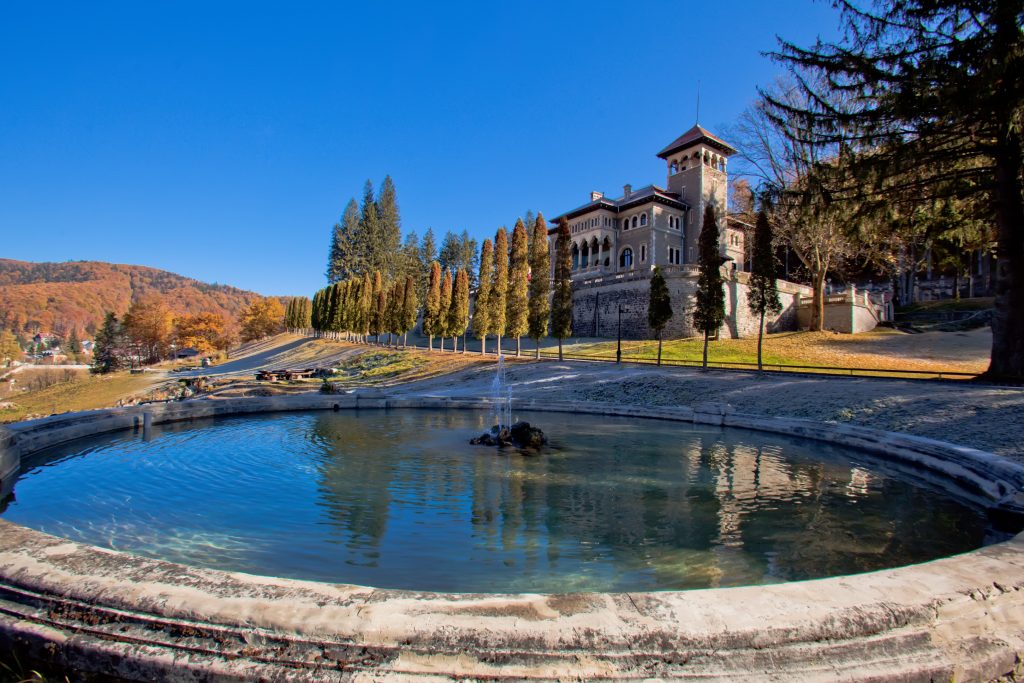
[619,248,633,269]
[631,216,638,229]
[670,161,678,174]
[571,243,580,270]
[581,241,590,268]
[622,218,629,230]
[640,213,648,227]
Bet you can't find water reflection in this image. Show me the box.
[1,410,1000,593]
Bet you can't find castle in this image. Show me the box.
[545,125,882,338]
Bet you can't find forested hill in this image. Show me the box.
[0,259,263,334]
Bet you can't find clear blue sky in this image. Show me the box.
[0,1,840,297]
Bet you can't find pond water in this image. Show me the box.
[0,409,1002,593]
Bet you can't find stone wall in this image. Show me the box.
[570,268,809,340]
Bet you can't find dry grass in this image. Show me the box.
[0,372,160,423]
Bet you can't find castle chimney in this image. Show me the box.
[590,191,604,201]
[623,184,632,198]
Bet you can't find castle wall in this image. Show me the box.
[570,268,808,340]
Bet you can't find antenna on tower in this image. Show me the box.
[696,80,701,124]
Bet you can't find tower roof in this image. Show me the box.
[656,124,736,159]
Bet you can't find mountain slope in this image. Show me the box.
[0,259,263,334]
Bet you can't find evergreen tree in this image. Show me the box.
[401,275,418,347]
[386,281,403,345]
[419,228,438,300]
[491,227,509,355]
[448,268,470,353]
[647,266,673,366]
[92,312,124,374]
[0,329,21,367]
[473,239,494,355]
[423,261,442,351]
[328,283,343,337]
[370,270,384,342]
[550,218,574,361]
[359,180,381,276]
[67,327,82,355]
[327,199,361,282]
[311,289,324,335]
[438,269,453,352]
[693,204,726,369]
[527,214,551,358]
[400,230,421,284]
[506,219,530,356]
[297,296,312,332]
[376,175,402,277]
[747,209,782,371]
[375,284,388,346]
[766,0,1024,380]
[358,271,373,341]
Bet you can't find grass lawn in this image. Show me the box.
[0,372,159,423]
[898,297,994,313]
[561,328,988,376]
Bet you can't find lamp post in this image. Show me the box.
[616,304,622,365]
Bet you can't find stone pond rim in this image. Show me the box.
[0,393,1022,681]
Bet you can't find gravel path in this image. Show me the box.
[394,359,1024,465]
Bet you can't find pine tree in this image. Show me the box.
[328,283,343,337]
[693,204,726,369]
[327,199,361,282]
[419,228,437,300]
[67,327,82,355]
[438,269,453,352]
[359,180,381,276]
[423,261,442,351]
[377,176,402,278]
[400,275,418,347]
[473,239,494,355]
[491,227,509,355]
[448,268,470,353]
[748,209,782,371]
[527,214,551,359]
[92,312,124,374]
[550,218,574,361]
[375,285,388,346]
[311,289,324,335]
[506,219,530,356]
[647,266,673,366]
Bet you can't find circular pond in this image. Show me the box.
[0,409,1005,593]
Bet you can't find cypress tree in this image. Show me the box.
[359,181,381,277]
[474,239,494,355]
[311,290,323,335]
[342,279,357,339]
[693,204,726,369]
[370,270,384,343]
[647,266,673,366]
[401,275,418,348]
[376,175,402,278]
[438,269,453,352]
[748,208,782,371]
[375,285,388,346]
[527,214,551,359]
[506,219,530,357]
[298,297,311,332]
[329,283,344,337]
[358,272,373,342]
[448,268,470,353]
[423,261,442,351]
[491,227,509,355]
[68,327,81,355]
[550,218,573,361]
[419,228,437,300]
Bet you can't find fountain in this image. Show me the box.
[470,354,546,450]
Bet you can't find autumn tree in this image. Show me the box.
[474,239,494,355]
[747,209,782,371]
[550,218,574,361]
[693,205,725,369]
[123,297,173,364]
[647,266,673,366]
[174,313,230,355]
[527,214,551,359]
[423,261,442,351]
[239,297,285,343]
[491,227,509,355]
[0,329,22,367]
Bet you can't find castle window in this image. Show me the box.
[571,244,580,270]
[620,248,633,269]
[640,244,647,263]
[670,161,678,174]
[640,213,648,227]
[631,216,638,229]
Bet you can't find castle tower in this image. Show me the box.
[657,125,736,263]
